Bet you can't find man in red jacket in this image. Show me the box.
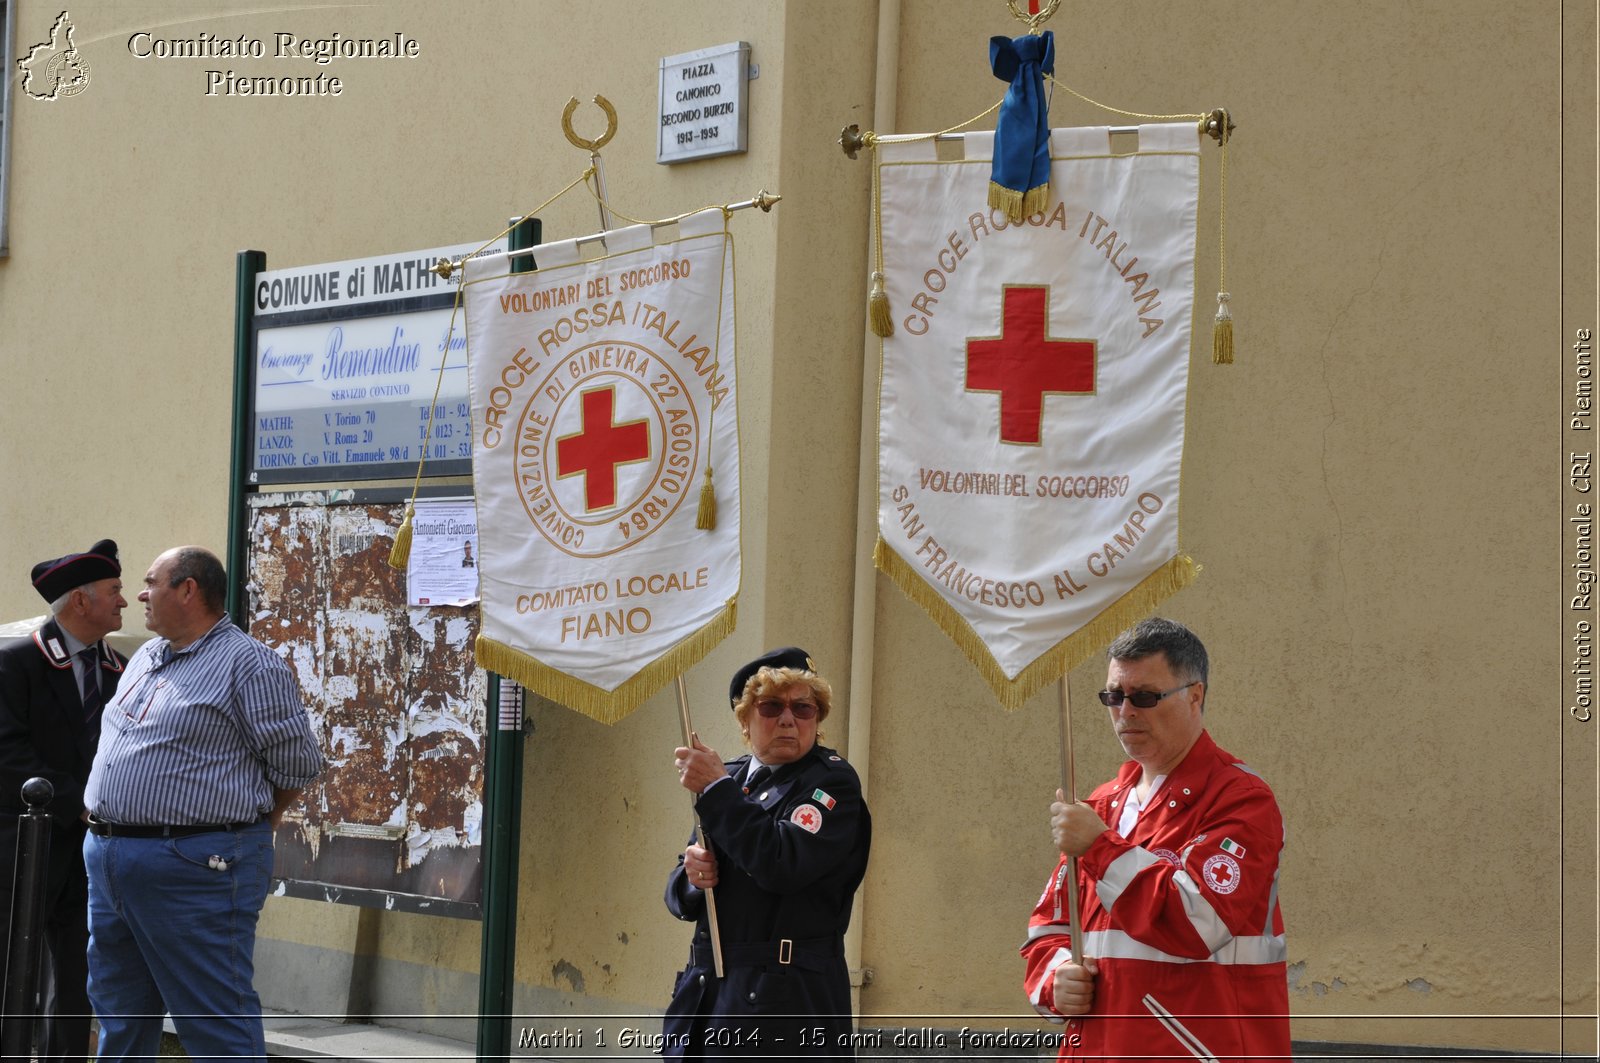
[1022,617,1290,1062]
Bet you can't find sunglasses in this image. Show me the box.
[1097,681,1198,709]
[754,697,820,720]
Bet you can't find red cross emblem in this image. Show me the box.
[790,803,822,834]
[966,286,1096,445]
[555,387,650,512]
[1202,854,1241,895]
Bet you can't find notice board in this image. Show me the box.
[248,491,487,917]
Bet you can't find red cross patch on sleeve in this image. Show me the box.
[790,803,823,834]
[1202,853,1241,895]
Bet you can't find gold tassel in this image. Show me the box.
[1212,112,1234,366]
[868,271,893,338]
[1212,292,1234,365]
[387,503,415,570]
[696,465,717,529]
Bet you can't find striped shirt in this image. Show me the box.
[85,617,324,825]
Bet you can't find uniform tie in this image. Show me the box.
[79,646,104,720]
[744,765,772,796]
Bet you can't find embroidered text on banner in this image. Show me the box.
[875,125,1200,709]
[463,210,740,722]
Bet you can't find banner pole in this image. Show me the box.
[590,145,612,232]
[675,674,725,977]
[1057,674,1084,966]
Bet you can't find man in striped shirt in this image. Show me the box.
[82,546,325,1063]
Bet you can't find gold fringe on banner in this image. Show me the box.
[475,601,737,725]
[987,180,1049,224]
[874,538,1199,711]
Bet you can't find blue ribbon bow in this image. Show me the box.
[988,31,1055,221]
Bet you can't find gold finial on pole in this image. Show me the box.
[563,95,619,232]
[1006,0,1061,34]
[839,124,866,160]
[1201,107,1236,145]
[561,95,619,153]
[734,190,781,213]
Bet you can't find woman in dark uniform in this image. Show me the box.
[664,647,872,1060]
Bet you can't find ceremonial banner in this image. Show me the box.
[876,124,1200,709]
[463,210,739,722]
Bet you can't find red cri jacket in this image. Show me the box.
[1021,731,1291,1063]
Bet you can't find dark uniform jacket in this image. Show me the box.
[0,619,124,821]
[0,618,125,1062]
[664,742,871,1060]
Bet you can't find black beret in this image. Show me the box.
[31,539,120,603]
[729,646,816,709]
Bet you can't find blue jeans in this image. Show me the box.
[83,822,274,1063]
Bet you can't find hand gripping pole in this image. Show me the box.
[1057,676,1084,966]
[675,674,725,977]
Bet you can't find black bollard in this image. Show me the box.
[2,777,55,1060]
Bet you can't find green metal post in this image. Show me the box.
[227,250,266,625]
[475,218,538,1062]
[475,675,526,1061]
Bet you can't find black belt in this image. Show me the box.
[86,816,264,838]
[690,936,842,974]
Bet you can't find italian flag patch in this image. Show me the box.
[812,789,836,810]
[1220,837,1246,858]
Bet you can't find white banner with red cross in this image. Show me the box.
[875,124,1200,709]
[462,209,739,723]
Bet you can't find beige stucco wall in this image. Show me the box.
[0,0,1593,1055]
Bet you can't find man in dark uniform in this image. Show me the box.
[665,647,872,1060]
[0,539,127,1063]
